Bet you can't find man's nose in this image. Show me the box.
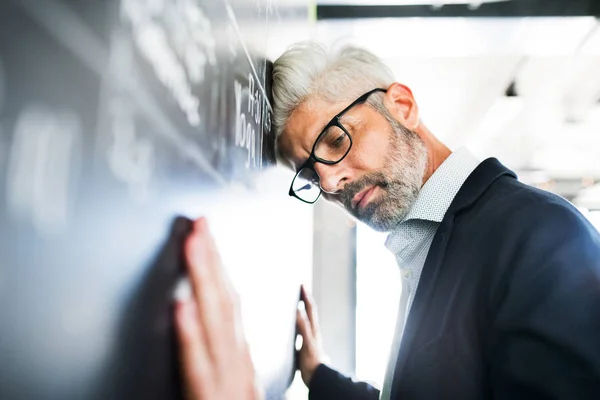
[313,163,348,194]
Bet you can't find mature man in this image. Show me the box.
[175,43,600,399]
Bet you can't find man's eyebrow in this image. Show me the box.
[316,115,335,132]
[340,114,362,129]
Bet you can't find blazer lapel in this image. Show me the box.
[390,158,516,399]
[389,215,455,399]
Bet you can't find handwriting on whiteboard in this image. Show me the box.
[0,56,4,168]
[0,56,4,113]
[107,97,155,203]
[0,55,5,117]
[104,33,156,202]
[234,72,272,168]
[120,0,217,127]
[5,105,81,235]
[225,2,274,169]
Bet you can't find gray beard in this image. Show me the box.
[340,117,428,232]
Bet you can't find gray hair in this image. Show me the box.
[272,42,395,161]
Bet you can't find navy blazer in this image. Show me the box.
[309,158,600,400]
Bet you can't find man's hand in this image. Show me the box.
[296,285,326,388]
[174,217,261,400]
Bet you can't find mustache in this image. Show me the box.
[340,172,388,210]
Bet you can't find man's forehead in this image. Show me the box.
[284,98,342,140]
[279,96,360,168]
[282,104,321,155]
[295,97,335,128]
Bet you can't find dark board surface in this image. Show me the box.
[0,1,310,399]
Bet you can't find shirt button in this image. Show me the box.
[402,270,412,279]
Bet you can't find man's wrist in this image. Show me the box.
[306,363,325,389]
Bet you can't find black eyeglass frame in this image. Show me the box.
[288,88,388,204]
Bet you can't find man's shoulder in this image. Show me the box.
[463,175,600,262]
[463,176,600,311]
[472,175,589,231]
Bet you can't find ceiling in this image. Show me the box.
[309,11,600,208]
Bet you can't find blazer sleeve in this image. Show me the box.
[489,202,600,399]
[309,363,380,400]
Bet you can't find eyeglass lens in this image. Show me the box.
[292,167,321,203]
[314,125,351,162]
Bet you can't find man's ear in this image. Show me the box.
[384,82,419,130]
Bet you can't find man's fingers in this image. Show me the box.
[184,229,222,335]
[184,219,237,365]
[176,217,260,400]
[296,308,314,345]
[190,218,230,300]
[197,219,242,343]
[300,285,320,338]
[175,299,210,399]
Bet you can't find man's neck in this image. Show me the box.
[417,126,452,185]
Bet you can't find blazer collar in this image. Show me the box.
[445,157,517,218]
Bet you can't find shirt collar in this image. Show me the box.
[402,147,480,223]
[385,147,479,257]
[384,147,479,252]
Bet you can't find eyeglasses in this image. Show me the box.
[288,88,387,204]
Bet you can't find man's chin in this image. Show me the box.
[354,206,386,231]
[357,202,410,232]
[330,198,404,232]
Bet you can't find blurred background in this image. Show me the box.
[285,0,600,397]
